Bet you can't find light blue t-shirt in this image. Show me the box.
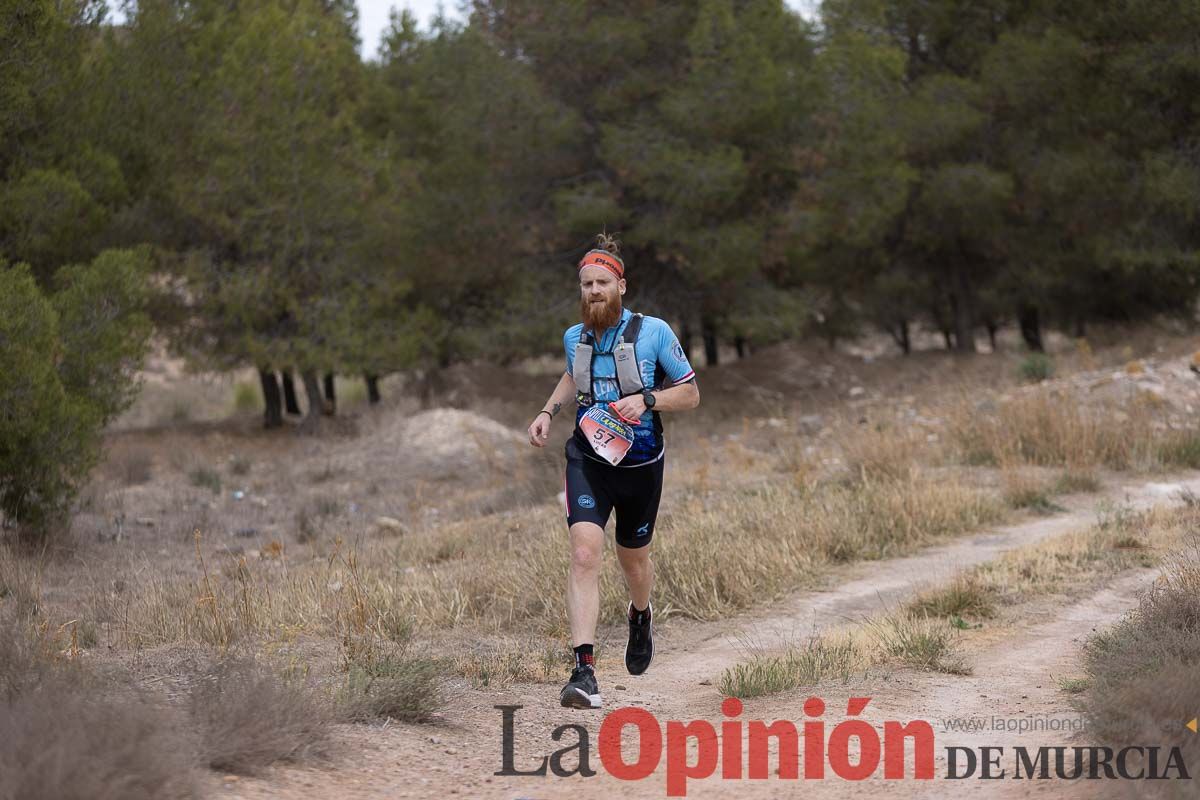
[564,308,696,465]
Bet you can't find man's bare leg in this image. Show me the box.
[567,521,605,647]
[617,540,655,676]
[616,542,653,611]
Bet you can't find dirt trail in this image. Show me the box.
[864,569,1158,800]
[226,476,1200,800]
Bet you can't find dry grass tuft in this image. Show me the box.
[1053,470,1102,494]
[907,573,997,620]
[188,466,222,494]
[866,614,971,675]
[1157,429,1200,469]
[720,614,969,699]
[840,422,925,482]
[719,637,863,698]
[0,549,42,620]
[450,637,568,687]
[328,551,445,722]
[339,643,443,723]
[1000,469,1063,514]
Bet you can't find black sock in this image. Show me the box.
[573,644,594,669]
[630,602,650,622]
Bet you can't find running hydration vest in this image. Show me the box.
[572,313,646,405]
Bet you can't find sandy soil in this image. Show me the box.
[216,475,1200,800]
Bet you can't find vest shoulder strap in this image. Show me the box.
[620,313,644,345]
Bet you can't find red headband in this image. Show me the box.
[577,250,624,279]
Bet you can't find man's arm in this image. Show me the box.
[610,318,699,421]
[649,380,699,411]
[610,379,698,421]
[528,371,576,447]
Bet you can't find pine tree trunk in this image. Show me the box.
[365,373,381,405]
[892,320,911,354]
[951,265,977,353]
[1018,305,1044,352]
[281,370,301,415]
[259,368,283,429]
[702,319,719,366]
[300,370,323,431]
[985,319,998,352]
[681,322,694,361]
[734,336,749,359]
[322,373,336,416]
[930,299,954,352]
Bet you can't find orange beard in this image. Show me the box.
[581,291,622,332]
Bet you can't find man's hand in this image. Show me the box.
[609,395,647,423]
[528,411,552,447]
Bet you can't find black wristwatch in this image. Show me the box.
[642,390,656,409]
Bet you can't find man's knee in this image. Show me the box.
[570,543,601,572]
[569,524,604,572]
[616,544,652,572]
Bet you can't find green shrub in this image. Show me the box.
[0,265,79,537]
[0,253,150,543]
[1017,352,1054,383]
[232,382,259,412]
[52,249,153,422]
[189,467,222,494]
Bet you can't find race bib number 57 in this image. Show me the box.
[580,405,635,466]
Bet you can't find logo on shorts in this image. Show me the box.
[637,523,650,535]
[577,494,596,509]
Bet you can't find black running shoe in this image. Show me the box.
[559,665,602,709]
[625,601,653,675]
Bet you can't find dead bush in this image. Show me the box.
[110,447,154,486]
[0,618,198,800]
[188,657,334,774]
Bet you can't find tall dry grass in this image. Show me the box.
[946,387,1200,471]
[115,470,1002,652]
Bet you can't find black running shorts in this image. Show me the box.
[564,438,665,549]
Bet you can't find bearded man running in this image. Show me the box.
[527,234,700,709]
